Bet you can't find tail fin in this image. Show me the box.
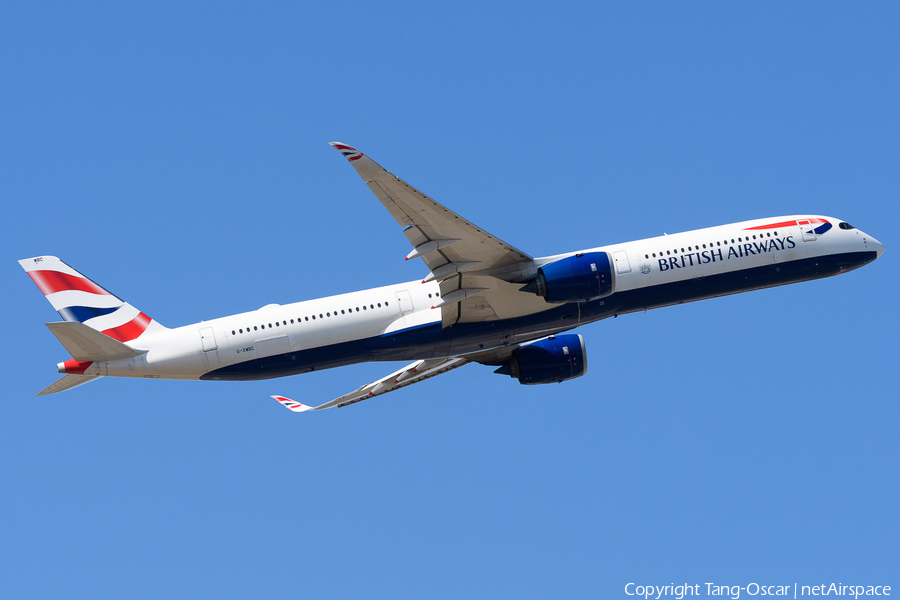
[19,256,167,343]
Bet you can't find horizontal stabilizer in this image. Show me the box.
[46,321,147,362]
[37,374,104,396]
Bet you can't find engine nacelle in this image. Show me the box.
[519,252,614,303]
[494,334,588,385]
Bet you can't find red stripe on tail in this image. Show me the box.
[27,270,110,296]
[102,312,151,342]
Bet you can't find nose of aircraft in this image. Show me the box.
[872,236,885,258]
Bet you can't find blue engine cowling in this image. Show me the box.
[519,252,614,303]
[494,334,588,385]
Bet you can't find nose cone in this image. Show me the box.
[871,235,885,259]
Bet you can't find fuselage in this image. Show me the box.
[73,215,882,382]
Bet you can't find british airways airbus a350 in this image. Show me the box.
[20,143,884,412]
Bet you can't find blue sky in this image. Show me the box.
[1,2,897,598]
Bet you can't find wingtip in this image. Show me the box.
[329,142,364,162]
[271,395,313,413]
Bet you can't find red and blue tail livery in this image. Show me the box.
[19,256,165,344]
[18,143,885,409]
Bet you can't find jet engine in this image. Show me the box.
[519,252,614,302]
[494,334,587,385]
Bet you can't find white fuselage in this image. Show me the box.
[75,215,882,382]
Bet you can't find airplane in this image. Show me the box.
[19,142,885,412]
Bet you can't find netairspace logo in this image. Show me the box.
[624,582,891,599]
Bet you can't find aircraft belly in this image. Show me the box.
[608,250,876,316]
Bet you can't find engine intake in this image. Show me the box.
[494,334,588,385]
[520,252,613,303]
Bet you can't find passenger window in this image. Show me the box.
[254,326,258,331]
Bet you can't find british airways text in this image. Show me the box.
[657,236,796,272]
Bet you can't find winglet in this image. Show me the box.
[329,142,364,162]
[271,395,314,413]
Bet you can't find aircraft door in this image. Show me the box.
[798,219,817,242]
[395,290,414,315]
[612,250,632,274]
[199,326,220,371]
[200,327,218,351]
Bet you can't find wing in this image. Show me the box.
[270,345,522,413]
[271,357,468,412]
[330,143,549,327]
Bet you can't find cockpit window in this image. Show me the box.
[839,222,855,230]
